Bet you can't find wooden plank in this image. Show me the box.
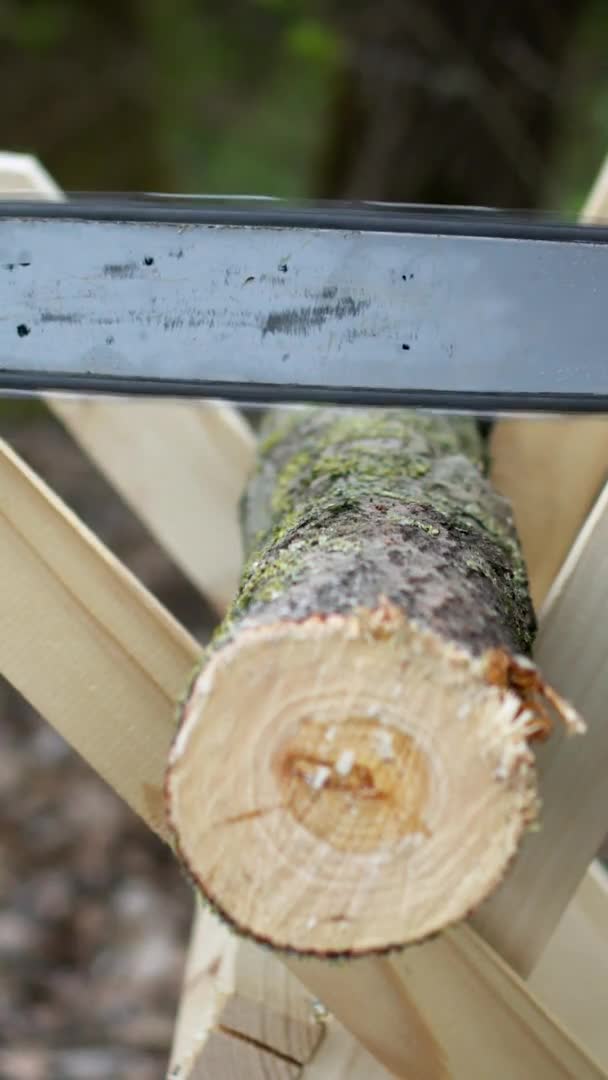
[491,415,608,609]
[218,939,322,1064]
[189,1030,300,1079]
[301,1019,393,1080]
[531,862,608,1072]
[171,873,608,1079]
[168,903,231,1078]
[49,396,254,613]
[0,437,199,838]
[171,877,608,1080]
[171,907,392,1080]
[490,154,608,609]
[168,905,322,1080]
[0,151,63,199]
[288,925,606,1080]
[172,867,608,1080]
[286,952,444,1080]
[0,428,316,1079]
[171,920,393,1080]
[473,479,608,974]
[0,152,256,615]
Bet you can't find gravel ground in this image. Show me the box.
[0,414,216,1080]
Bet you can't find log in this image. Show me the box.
[165,408,583,956]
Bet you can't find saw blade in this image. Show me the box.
[0,197,607,412]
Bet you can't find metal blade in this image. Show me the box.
[1,199,608,412]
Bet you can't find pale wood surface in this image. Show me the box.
[172,878,608,1080]
[172,909,393,1080]
[166,601,547,956]
[302,1019,393,1080]
[219,936,322,1064]
[189,1030,300,1079]
[0,437,199,839]
[491,415,608,608]
[0,152,256,615]
[490,155,608,609]
[169,903,230,1077]
[287,951,446,1080]
[473,478,608,974]
[0,151,63,198]
[169,904,322,1079]
[289,924,606,1080]
[531,863,608,1071]
[50,396,255,613]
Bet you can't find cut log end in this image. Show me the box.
[165,598,565,957]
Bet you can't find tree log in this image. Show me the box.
[165,409,582,957]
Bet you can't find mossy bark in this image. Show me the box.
[166,407,583,956]
[223,407,535,660]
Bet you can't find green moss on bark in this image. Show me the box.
[216,407,535,659]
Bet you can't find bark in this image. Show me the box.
[238,410,533,657]
[166,409,582,957]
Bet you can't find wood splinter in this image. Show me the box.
[165,409,583,957]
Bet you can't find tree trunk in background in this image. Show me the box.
[317,0,583,207]
[0,0,289,193]
[0,0,167,192]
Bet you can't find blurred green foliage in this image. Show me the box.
[144,6,341,196]
[0,0,341,197]
[1,0,608,208]
[546,0,608,215]
[0,0,344,420]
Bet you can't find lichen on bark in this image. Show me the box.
[166,406,585,956]
[223,407,535,659]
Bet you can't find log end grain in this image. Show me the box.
[165,598,575,957]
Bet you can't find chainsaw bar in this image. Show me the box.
[0,196,607,412]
